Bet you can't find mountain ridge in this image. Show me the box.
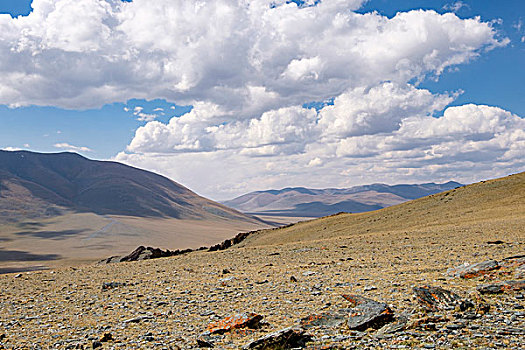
[223,181,463,216]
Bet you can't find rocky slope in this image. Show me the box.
[0,172,523,349]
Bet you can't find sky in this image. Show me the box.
[0,0,523,200]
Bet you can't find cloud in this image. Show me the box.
[443,2,469,13]
[119,88,524,199]
[0,0,506,110]
[0,0,521,199]
[54,143,92,152]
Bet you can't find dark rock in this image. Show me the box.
[341,294,395,331]
[101,282,124,291]
[477,280,525,294]
[222,269,230,274]
[299,311,346,329]
[290,276,298,283]
[99,333,113,342]
[102,245,193,264]
[413,286,463,311]
[197,337,214,348]
[92,341,102,349]
[487,240,505,245]
[206,313,263,335]
[242,327,312,349]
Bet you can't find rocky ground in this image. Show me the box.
[1,226,524,349]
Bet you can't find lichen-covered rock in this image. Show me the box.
[341,294,394,331]
[413,286,463,311]
[449,260,500,279]
[242,327,312,349]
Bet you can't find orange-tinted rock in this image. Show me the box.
[413,286,462,311]
[206,313,263,335]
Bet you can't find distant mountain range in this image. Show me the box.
[222,182,463,217]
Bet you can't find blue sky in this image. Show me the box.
[0,0,523,199]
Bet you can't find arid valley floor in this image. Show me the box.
[1,172,524,349]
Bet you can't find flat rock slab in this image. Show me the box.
[341,294,394,331]
[413,286,462,311]
[206,313,263,335]
[448,260,500,279]
[477,280,525,294]
[242,327,312,349]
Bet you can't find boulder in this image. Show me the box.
[342,294,394,331]
[450,260,500,279]
[477,280,525,294]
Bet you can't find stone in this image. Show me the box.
[206,313,263,335]
[413,286,463,311]
[242,327,312,349]
[92,341,102,349]
[477,280,525,294]
[456,260,500,279]
[101,282,124,291]
[341,294,394,331]
[99,333,113,342]
[515,265,525,279]
[123,315,154,323]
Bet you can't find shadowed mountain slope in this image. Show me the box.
[0,150,255,222]
[238,172,524,247]
[223,182,462,217]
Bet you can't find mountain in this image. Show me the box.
[222,182,463,217]
[0,150,267,271]
[0,150,254,221]
[238,171,524,248]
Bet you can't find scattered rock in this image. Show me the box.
[206,313,263,335]
[196,336,214,348]
[101,282,124,291]
[515,265,525,279]
[413,286,463,311]
[408,315,449,330]
[242,327,312,349]
[123,315,154,323]
[477,280,525,294]
[99,333,113,342]
[375,315,408,337]
[487,240,505,245]
[341,294,394,331]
